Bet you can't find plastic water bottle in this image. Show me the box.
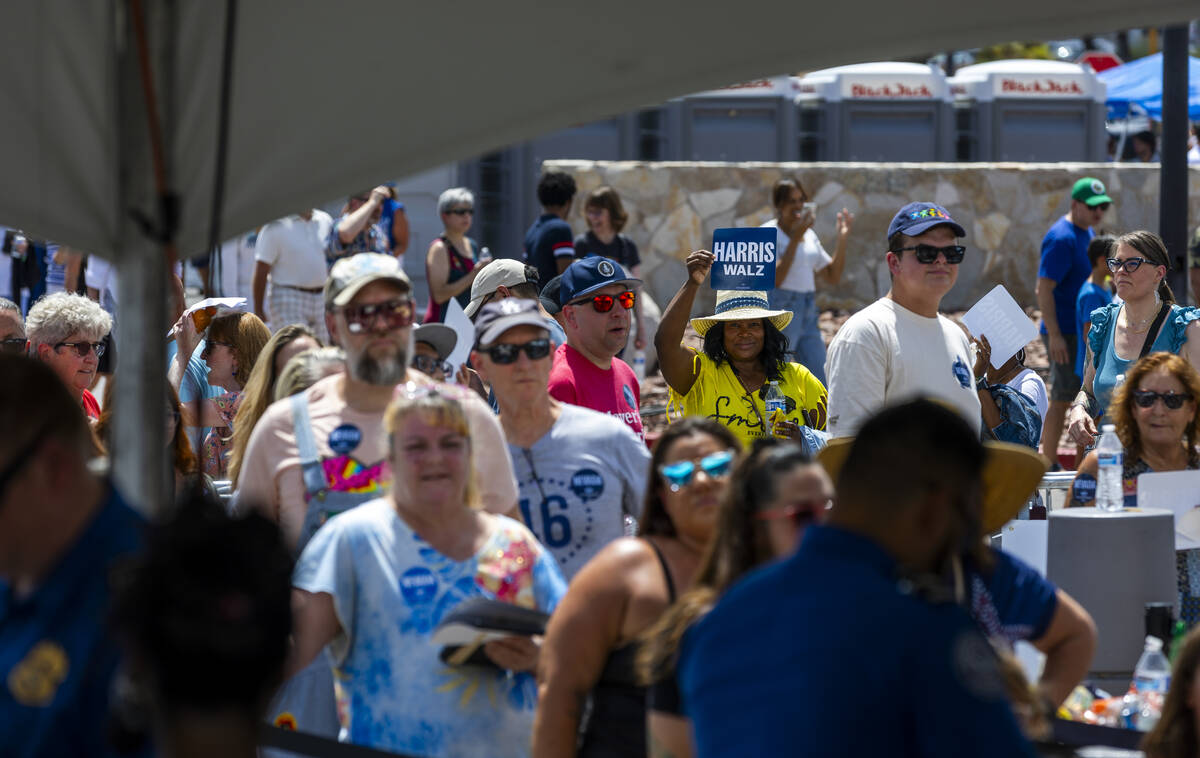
[631,348,646,382]
[764,380,787,438]
[1095,423,1124,512]
[1133,635,1171,731]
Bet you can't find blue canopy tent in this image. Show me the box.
[1098,51,1200,120]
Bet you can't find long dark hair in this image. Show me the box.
[1118,230,1175,305]
[637,439,814,685]
[701,319,790,381]
[637,417,741,538]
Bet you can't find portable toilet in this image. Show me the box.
[948,60,1107,161]
[674,76,799,162]
[794,62,953,161]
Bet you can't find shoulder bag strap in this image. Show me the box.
[1138,305,1171,360]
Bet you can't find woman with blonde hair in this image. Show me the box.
[287,384,565,756]
[226,324,320,485]
[272,346,345,402]
[169,310,271,478]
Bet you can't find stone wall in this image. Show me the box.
[547,160,1200,317]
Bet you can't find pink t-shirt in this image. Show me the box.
[234,371,518,552]
[547,343,644,440]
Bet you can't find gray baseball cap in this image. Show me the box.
[325,253,411,308]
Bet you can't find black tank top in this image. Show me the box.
[578,539,677,758]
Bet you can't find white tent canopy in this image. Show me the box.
[2,0,1194,508]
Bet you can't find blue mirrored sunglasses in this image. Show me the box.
[659,450,735,492]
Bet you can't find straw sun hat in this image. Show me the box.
[817,437,1047,534]
[689,290,793,337]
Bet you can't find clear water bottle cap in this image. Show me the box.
[1145,635,1163,652]
[1101,424,1116,433]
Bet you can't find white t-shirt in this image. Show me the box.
[1006,367,1049,423]
[254,210,333,288]
[760,219,831,293]
[216,232,257,300]
[825,297,981,437]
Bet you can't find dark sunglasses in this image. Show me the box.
[1091,203,1111,212]
[569,290,636,313]
[659,450,735,492]
[201,340,234,358]
[55,340,106,358]
[0,337,26,355]
[895,244,966,264]
[446,207,474,216]
[1132,390,1193,410]
[755,498,834,526]
[341,298,413,334]
[483,338,552,365]
[1107,257,1149,274]
[412,355,453,375]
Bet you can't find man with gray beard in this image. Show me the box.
[235,253,521,742]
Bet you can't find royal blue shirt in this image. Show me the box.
[678,525,1035,758]
[523,213,575,291]
[1074,281,1112,378]
[0,486,146,758]
[1038,217,1093,338]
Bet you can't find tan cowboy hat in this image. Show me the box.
[690,290,793,337]
[817,437,1047,534]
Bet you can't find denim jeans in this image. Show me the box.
[769,288,826,386]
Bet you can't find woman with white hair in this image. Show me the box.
[26,292,113,418]
[423,187,492,323]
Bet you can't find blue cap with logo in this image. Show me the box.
[559,255,641,306]
[887,202,966,242]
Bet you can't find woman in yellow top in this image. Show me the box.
[655,249,827,449]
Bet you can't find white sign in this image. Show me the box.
[1137,470,1200,550]
[442,298,476,380]
[994,76,1089,98]
[842,78,937,99]
[962,285,1039,370]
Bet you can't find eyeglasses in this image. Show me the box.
[659,450,735,492]
[1132,390,1193,410]
[755,498,834,526]
[482,338,552,365]
[0,337,26,355]
[1107,257,1149,274]
[569,290,636,313]
[446,207,474,216]
[201,340,233,358]
[55,341,105,358]
[412,355,453,376]
[1092,203,1111,212]
[894,244,966,264]
[340,298,413,333]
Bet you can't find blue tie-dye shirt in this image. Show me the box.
[294,498,566,757]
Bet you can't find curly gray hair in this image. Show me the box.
[26,292,113,348]
[437,187,475,216]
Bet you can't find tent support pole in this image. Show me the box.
[1158,24,1189,305]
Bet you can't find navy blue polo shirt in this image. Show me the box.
[524,213,575,290]
[0,485,145,758]
[678,525,1035,758]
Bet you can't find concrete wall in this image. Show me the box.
[547,160,1200,317]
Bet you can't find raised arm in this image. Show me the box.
[336,186,388,245]
[654,250,713,397]
[816,208,854,287]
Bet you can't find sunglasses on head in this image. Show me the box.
[341,298,413,333]
[0,337,26,355]
[412,355,452,376]
[1107,257,1150,274]
[482,338,552,365]
[569,290,636,313]
[445,207,474,216]
[659,450,735,492]
[895,244,966,264]
[1132,390,1192,410]
[55,340,106,358]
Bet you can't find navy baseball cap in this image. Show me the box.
[887,202,966,242]
[559,256,641,306]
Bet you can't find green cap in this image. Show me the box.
[1071,177,1113,207]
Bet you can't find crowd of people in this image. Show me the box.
[5,167,1200,758]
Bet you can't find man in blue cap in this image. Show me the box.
[1035,177,1111,464]
[826,202,980,437]
[549,256,644,439]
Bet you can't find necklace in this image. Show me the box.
[1121,303,1161,334]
